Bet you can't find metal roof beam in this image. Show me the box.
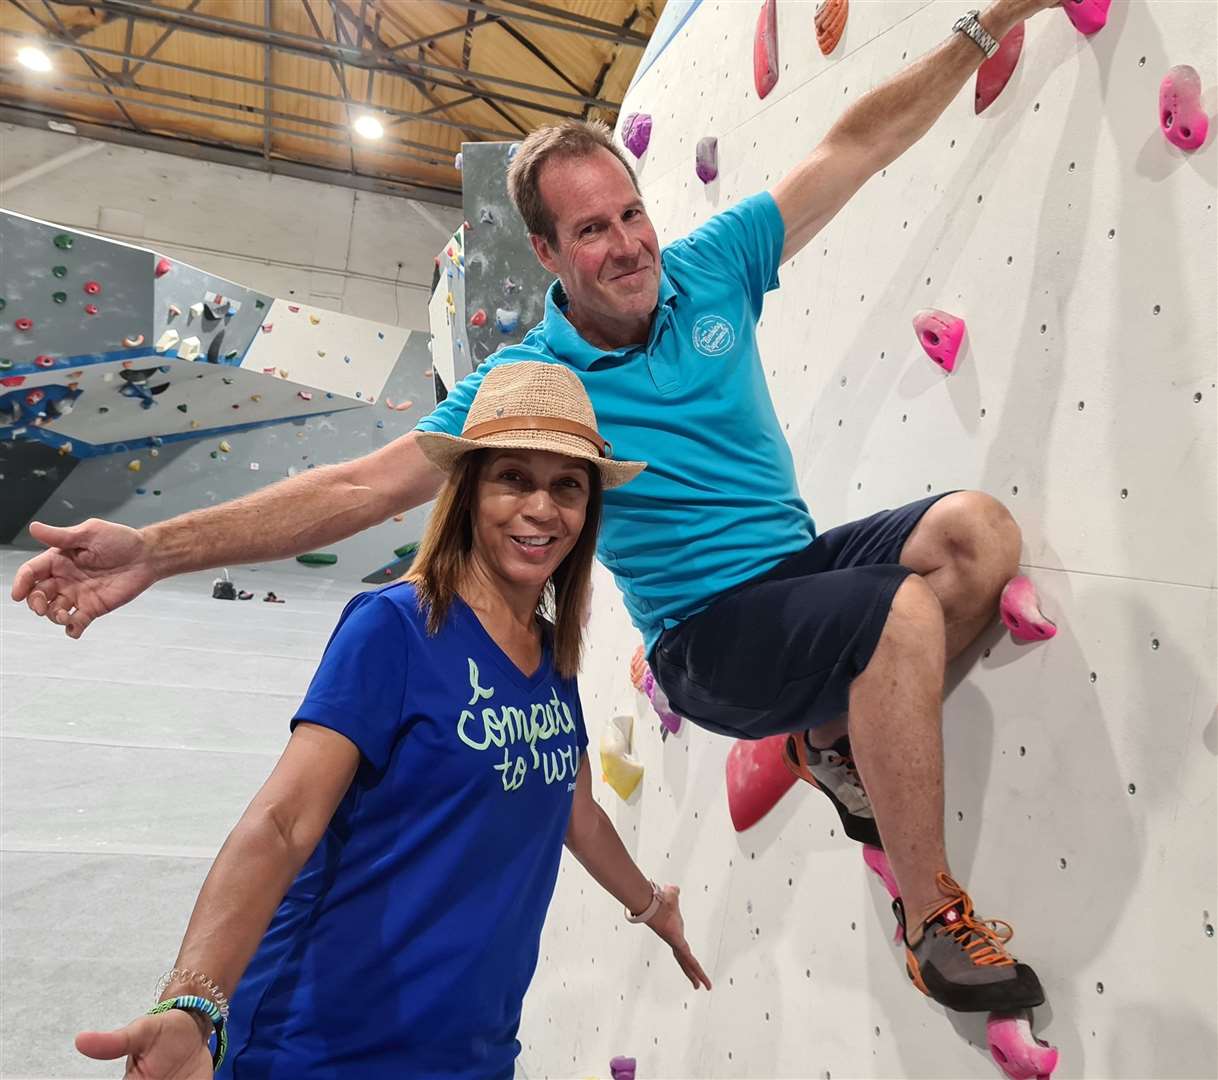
[126,0,201,81]
[431,0,648,47]
[0,26,521,140]
[53,0,617,111]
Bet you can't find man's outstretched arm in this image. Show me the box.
[12,430,443,638]
[772,0,1056,263]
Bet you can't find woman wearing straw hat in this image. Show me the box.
[75,362,710,1080]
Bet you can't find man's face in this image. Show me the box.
[529,148,661,334]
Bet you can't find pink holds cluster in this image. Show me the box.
[621,113,652,158]
[1159,65,1210,152]
[912,309,966,373]
[1000,575,1057,642]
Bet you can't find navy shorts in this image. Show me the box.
[651,492,953,740]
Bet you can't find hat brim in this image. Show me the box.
[415,428,646,489]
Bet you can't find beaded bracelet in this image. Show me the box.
[148,995,228,1071]
[156,968,230,1020]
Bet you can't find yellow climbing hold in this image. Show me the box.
[218,440,232,453]
[600,715,643,800]
[309,314,320,325]
[127,459,141,472]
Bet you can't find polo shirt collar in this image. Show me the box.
[541,269,679,370]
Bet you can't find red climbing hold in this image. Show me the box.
[975,24,1024,114]
[83,281,101,295]
[912,309,966,373]
[1000,575,1057,641]
[754,0,779,100]
[469,308,487,328]
[815,0,848,56]
[14,318,33,332]
[155,257,173,278]
[1,375,26,387]
[726,734,797,832]
[35,355,55,368]
[1061,0,1109,36]
[1160,65,1209,152]
[85,304,99,316]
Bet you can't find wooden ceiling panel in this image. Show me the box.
[1,0,666,206]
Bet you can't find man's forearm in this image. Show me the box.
[566,803,655,916]
[830,0,1041,169]
[143,463,386,577]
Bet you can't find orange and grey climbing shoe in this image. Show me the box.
[782,733,882,848]
[894,873,1045,1013]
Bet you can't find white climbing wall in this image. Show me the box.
[520,3,1216,1079]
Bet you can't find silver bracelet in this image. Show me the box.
[155,968,231,1021]
[624,881,662,924]
[952,9,1000,59]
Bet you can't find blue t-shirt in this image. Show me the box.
[218,582,587,1080]
[416,192,813,653]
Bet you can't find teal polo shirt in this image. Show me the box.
[415,192,814,653]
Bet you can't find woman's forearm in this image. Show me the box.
[161,808,314,1002]
[566,804,655,917]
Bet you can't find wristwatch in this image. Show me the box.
[953,9,1000,59]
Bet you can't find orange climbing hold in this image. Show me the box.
[975,24,1023,114]
[753,0,779,99]
[814,0,847,56]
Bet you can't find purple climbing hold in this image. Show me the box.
[696,136,719,183]
[621,113,652,158]
[610,1056,637,1080]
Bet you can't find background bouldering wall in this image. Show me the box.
[519,3,1217,1079]
[1,126,461,582]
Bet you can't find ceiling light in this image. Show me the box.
[17,45,52,73]
[353,114,384,140]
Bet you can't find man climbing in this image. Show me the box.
[15,0,1062,1015]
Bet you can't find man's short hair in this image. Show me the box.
[506,119,642,247]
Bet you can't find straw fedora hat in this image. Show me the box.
[415,361,645,489]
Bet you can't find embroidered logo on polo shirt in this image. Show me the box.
[691,313,735,357]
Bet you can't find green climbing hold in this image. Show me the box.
[53,234,73,250]
[52,265,68,278]
[52,291,67,304]
[210,451,219,459]
[177,403,189,413]
[255,299,265,309]
[296,552,339,566]
[225,350,239,360]
[393,542,420,558]
[0,298,5,311]
[153,489,162,496]
[0,358,12,370]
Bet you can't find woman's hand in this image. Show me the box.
[646,884,713,990]
[76,1009,213,1079]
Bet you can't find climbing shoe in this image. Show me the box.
[895,873,1045,1013]
[782,733,881,848]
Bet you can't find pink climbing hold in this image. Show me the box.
[288,304,301,313]
[14,318,33,332]
[912,309,966,373]
[469,308,487,328]
[83,281,101,295]
[975,24,1024,115]
[988,1013,1060,1080]
[862,845,903,943]
[610,1056,637,1080]
[726,734,797,832]
[34,355,55,368]
[261,323,273,333]
[85,304,99,316]
[621,112,652,158]
[629,646,682,735]
[1000,575,1057,642]
[385,398,414,412]
[1159,65,1209,152]
[1061,0,1110,36]
[695,136,719,183]
[754,0,779,100]
[154,257,173,278]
